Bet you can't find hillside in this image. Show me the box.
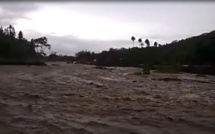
[75,30,215,67]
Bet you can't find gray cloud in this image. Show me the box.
[0,2,38,13]
[1,2,215,56]
[0,2,38,26]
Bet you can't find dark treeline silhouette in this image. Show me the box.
[75,30,215,69]
[1,24,215,74]
[0,24,51,64]
[47,51,75,62]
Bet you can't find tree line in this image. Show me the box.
[0,24,51,60]
[1,24,214,68]
[131,36,160,48]
[75,30,215,67]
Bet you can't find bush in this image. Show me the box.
[142,68,150,74]
[154,65,180,74]
[134,65,151,75]
[181,65,215,75]
[142,65,151,74]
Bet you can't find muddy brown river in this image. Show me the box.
[0,63,215,134]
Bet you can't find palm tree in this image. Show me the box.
[131,36,135,47]
[138,38,142,47]
[145,39,150,47]
[0,26,3,35]
[154,42,158,47]
[18,31,23,40]
[8,25,16,37]
[140,42,144,48]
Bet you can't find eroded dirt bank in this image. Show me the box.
[0,63,215,134]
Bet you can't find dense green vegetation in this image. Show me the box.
[1,24,215,74]
[76,30,215,67]
[0,24,51,65]
[47,51,75,62]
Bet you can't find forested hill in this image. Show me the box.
[1,24,214,66]
[0,24,51,60]
[75,30,215,66]
[159,30,215,65]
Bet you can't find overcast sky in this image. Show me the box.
[0,2,215,55]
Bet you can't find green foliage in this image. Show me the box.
[138,38,142,43]
[131,36,135,42]
[154,66,180,74]
[0,24,51,61]
[75,30,215,70]
[154,42,158,47]
[145,39,150,47]
[142,65,151,74]
[131,36,136,47]
[47,52,75,62]
[18,31,23,40]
